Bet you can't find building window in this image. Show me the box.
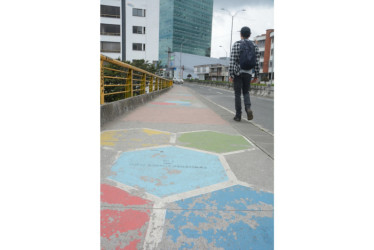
[133,26,145,34]
[269,61,273,67]
[133,8,146,17]
[271,49,274,56]
[260,62,264,68]
[133,43,145,51]
[101,42,120,53]
[100,5,120,18]
[100,24,120,36]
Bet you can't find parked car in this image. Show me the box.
[173,78,184,84]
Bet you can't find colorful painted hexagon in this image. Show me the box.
[178,131,253,153]
[101,128,171,150]
[108,146,229,197]
[161,185,274,249]
[101,184,153,250]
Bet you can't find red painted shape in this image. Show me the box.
[151,102,176,105]
[124,239,141,250]
[123,107,227,125]
[101,209,149,239]
[101,184,152,206]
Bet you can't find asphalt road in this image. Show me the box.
[184,83,274,134]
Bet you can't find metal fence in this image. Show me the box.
[100,54,173,104]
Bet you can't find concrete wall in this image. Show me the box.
[101,87,171,126]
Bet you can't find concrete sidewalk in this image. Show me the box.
[101,85,274,249]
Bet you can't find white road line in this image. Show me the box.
[143,201,166,250]
[198,94,274,136]
[219,155,238,182]
[109,179,161,202]
[216,91,223,94]
[162,180,237,203]
[169,133,177,144]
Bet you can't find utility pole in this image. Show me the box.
[221,8,246,56]
[180,38,185,79]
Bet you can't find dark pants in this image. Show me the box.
[234,73,252,116]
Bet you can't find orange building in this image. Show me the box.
[254,29,274,83]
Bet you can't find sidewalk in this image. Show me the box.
[101,85,274,249]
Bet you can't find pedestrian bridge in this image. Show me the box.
[100,55,274,250]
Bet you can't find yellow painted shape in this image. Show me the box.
[101,130,126,146]
[142,129,170,136]
[141,143,154,147]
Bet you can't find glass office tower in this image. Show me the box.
[159,0,213,67]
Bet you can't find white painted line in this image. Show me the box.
[236,180,273,194]
[216,91,223,94]
[175,145,220,156]
[169,133,177,144]
[219,155,238,182]
[199,94,274,136]
[221,149,257,156]
[163,180,237,203]
[121,144,172,152]
[143,201,166,250]
[178,130,210,134]
[109,179,161,202]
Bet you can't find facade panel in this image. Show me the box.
[159,0,213,67]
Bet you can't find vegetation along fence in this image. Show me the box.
[100,54,173,104]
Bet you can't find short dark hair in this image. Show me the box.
[240,26,251,38]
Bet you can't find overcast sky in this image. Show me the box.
[211,0,274,58]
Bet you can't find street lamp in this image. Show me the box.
[220,8,246,56]
[179,37,185,79]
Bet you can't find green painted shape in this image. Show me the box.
[178,131,252,153]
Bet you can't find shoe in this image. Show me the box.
[233,116,241,122]
[246,108,253,120]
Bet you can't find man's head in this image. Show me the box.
[240,26,251,39]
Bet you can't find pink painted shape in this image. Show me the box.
[101,184,152,206]
[101,209,149,239]
[151,102,176,105]
[123,107,227,125]
[124,239,141,250]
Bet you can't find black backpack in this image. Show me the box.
[239,40,256,70]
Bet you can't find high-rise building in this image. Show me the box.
[159,0,214,67]
[100,0,159,62]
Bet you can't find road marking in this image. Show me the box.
[143,201,166,250]
[198,94,274,136]
[162,180,237,203]
[169,133,176,144]
[216,91,223,94]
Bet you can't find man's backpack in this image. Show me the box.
[239,40,256,70]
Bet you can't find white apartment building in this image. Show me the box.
[100,0,122,60]
[100,0,159,63]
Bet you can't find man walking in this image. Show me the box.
[229,26,260,122]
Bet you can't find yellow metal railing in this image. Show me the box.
[100,54,173,104]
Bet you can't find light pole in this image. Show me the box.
[179,38,185,79]
[221,8,246,56]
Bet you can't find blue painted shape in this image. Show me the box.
[165,185,274,249]
[108,146,228,197]
[165,100,191,106]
